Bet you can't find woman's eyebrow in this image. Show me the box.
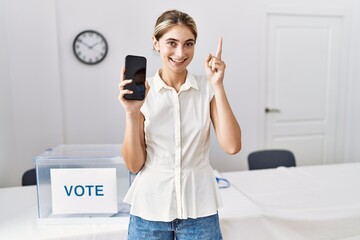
[165,38,179,42]
[165,38,195,42]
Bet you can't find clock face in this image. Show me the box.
[73,30,108,65]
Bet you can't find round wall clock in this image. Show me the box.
[73,30,108,65]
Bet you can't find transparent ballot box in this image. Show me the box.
[33,144,131,220]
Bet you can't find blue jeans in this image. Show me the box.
[128,213,223,240]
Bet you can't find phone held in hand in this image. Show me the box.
[124,55,147,100]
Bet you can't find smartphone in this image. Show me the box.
[124,55,147,100]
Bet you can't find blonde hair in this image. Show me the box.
[153,10,198,41]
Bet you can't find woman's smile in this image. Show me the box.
[169,57,188,64]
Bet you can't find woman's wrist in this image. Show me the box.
[126,111,141,120]
[211,82,225,94]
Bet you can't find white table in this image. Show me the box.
[0,179,261,239]
[222,162,360,240]
[0,186,129,239]
[1,163,360,239]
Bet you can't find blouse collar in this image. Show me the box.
[153,70,199,92]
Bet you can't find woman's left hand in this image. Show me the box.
[205,37,226,87]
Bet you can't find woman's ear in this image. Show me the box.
[152,36,160,52]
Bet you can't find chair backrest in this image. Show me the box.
[22,168,37,186]
[248,149,296,170]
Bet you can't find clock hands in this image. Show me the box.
[89,42,100,49]
[78,39,102,52]
[77,39,92,48]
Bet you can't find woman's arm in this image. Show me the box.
[119,67,147,173]
[122,112,146,173]
[205,38,242,154]
[210,86,241,154]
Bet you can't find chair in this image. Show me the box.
[22,168,37,186]
[248,149,296,170]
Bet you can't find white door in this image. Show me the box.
[265,12,344,166]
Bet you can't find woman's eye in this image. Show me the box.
[167,41,177,47]
[185,42,194,48]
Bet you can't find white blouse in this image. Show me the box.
[123,70,222,222]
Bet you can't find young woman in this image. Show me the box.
[118,9,241,240]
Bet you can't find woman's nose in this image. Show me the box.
[175,46,185,57]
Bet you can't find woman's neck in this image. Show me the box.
[159,69,187,92]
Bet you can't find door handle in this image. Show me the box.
[265,107,281,113]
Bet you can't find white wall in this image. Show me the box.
[0,0,14,186]
[1,0,360,187]
[345,0,360,163]
[0,0,64,187]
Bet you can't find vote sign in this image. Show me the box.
[50,168,118,214]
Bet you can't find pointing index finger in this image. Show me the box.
[216,37,223,59]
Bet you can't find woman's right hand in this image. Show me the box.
[119,66,147,173]
[118,66,147,115]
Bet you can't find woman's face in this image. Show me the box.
[153,25,196,74]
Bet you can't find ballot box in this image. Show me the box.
[33,144,131,221]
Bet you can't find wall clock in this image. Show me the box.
[73,30,108,65]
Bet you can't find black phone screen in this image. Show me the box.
[124,55,147,100]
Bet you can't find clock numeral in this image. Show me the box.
[77,51,82,56]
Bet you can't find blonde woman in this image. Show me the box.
[118,9,241,240]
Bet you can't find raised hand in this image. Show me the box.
[205,37,226,87]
